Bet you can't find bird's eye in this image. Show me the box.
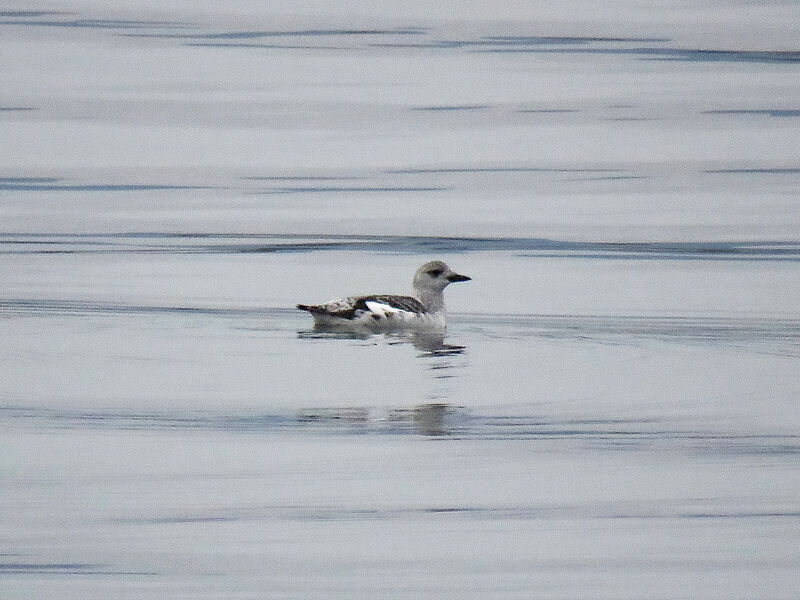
[427,269,443,277]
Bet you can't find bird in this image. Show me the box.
[297,260,471,331]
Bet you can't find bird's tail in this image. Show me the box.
[297,304,321,313]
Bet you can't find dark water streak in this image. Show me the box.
[1,232,799,260]
[3,404,798,456]
[4,11,797,68]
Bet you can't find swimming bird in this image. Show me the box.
[297,260,470,331]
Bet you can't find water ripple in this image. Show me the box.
[3,405,799,454]
[120,502,800,525]
[0,562,157,576]
[1,233,798,260]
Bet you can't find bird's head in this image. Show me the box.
[413,260,471,294]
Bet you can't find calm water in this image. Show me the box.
[2,3,800,598]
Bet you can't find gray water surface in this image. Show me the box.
[2,2,800,599]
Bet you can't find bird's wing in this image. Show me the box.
[365,295,426,314]
[297,295,425,320]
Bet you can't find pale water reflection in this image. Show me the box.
[299,328,466,356]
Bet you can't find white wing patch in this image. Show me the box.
[364,300,405,317]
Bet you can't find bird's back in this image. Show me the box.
[298,294,435,330]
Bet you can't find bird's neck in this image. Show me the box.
[414,287,445,313]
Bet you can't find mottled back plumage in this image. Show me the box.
[297,295,426,319]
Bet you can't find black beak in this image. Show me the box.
[447,273,471,283]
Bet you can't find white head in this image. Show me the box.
[412,260,471,310]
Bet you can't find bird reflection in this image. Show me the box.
[390,331,465,356]
[297,327,465,357]
[297,327,466,435]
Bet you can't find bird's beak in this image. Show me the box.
[447,273,471,283]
